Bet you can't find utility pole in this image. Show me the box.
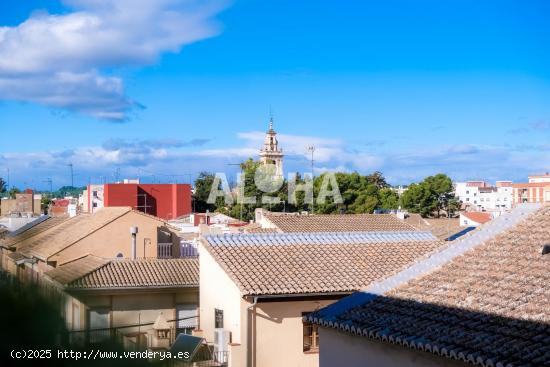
[43,178,53,196]
[67,163,74,187]
[307,145,315,212]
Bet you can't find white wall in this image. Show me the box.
[319,327,466,367]
[528,176,550,183]
[199,242,244,343]
[455,182,512,211]
[459,213,487,227]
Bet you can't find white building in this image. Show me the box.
[528,173,550,183]
[454,181,512,211]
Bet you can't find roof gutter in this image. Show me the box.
[244,291,353,300]
[247,296,258,367]
[66,284,200,293]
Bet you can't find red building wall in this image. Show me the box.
[103,183,191,220]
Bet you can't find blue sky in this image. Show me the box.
[1,0,550,189]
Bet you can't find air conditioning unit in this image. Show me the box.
[214,328,231,354]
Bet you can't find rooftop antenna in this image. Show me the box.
[43,178,53,197]
[67,163,74,187]
[269,106,274,130]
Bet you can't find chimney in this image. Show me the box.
[130,226,138,259]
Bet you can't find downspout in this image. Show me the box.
[247,296,258,367]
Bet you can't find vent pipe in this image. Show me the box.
[130,226,138,259]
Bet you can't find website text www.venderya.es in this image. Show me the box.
[10,349,190,361]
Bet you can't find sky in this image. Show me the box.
[1,0,550,190]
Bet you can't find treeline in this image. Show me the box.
[192,159,458,220]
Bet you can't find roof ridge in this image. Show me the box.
[309,203,542,324]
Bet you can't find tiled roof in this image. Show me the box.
[16,207,153,260]
[240,222,280,234]
[0,216,69,249]
[462,211,492,224]
[6,252,27,262]
[44,255,109,285]
[264,213,415,233]
[309,205,550,366]
[245,227,280,234]
[202,232,443,296]
[404,214,464,240]
[46,256,199,289]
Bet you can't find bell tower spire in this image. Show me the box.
[259,116,284,179]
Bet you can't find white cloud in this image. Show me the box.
[3,133,550,188]
[0,0,225,120]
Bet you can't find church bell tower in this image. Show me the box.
[259,117,284,178]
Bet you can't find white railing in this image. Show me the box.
[157,243,173,259]
[180,241,198,257]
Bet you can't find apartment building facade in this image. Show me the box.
[511,174,550,205]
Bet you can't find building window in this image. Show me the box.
[92,202,97,208]
[466,198,469,202]
[302,312,319,353]
[176,304,198,336]
[466,190,469,194]
[215,309,224,329]
[93,191,98,197]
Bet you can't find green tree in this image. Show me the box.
[379,188,399,210]
[400,173,455,217]
[0,177,6,194]
[41,195,53,214]
[193,172,219,213]
[400,183,434,217]
[424,173,454,217]
[8,187,20,199]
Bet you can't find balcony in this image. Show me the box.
[66,317,228,366]
[157,242,173,258]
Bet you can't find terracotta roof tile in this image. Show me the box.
[45,256,199,289]
[310,205,550,366]
[404,214,464,240]
[202,232,443,296]
[44,255,109,285]
[16,207,152,260]
[461,211,492,224]
[264,213,415,233]
[0,216,69,249]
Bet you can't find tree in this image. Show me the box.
[0,177,6,194]
[423,174,454,217]
[379,188,399,210]
[193,172,219,213]
[8,187,20,199]
[400,173,455,217]
[366,171,389,189]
